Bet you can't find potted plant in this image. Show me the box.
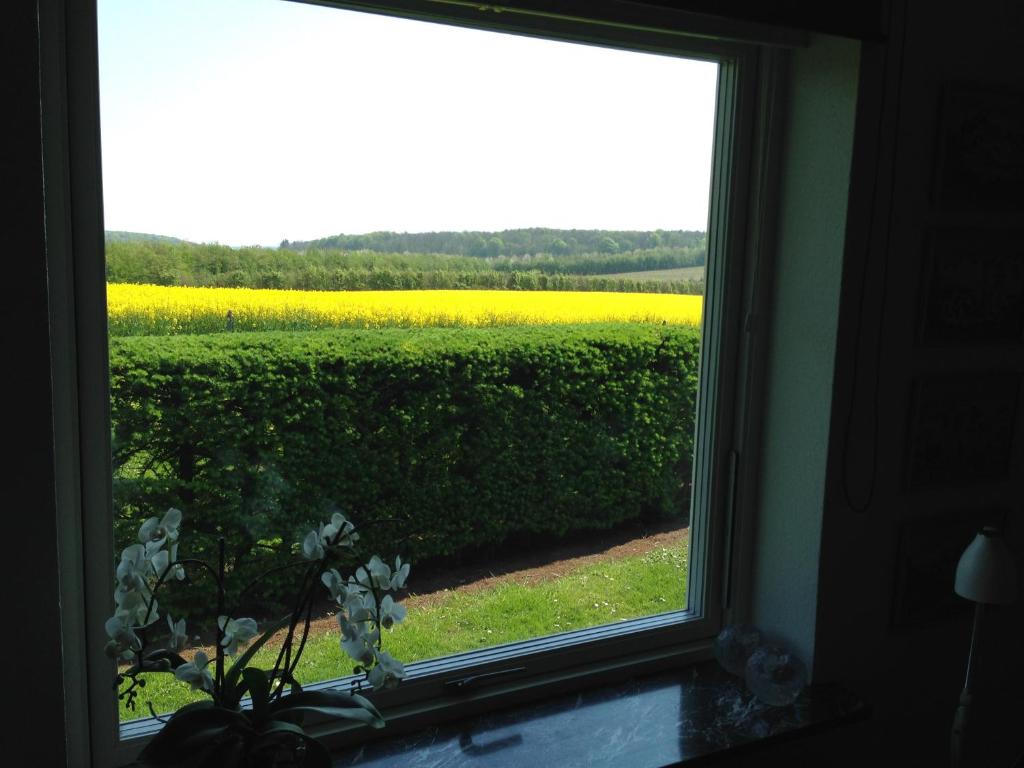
[107,507,410,767]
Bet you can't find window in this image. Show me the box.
[45,1,783,764]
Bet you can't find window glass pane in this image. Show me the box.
[98,0,717,723]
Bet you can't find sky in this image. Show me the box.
[97,0,719,247]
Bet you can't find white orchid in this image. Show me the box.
[321,512,359,549]
[116,544,151,594]
[149,543,185,582]
[390,556,410,590]
[321,568,348,602]
[343,591,375,623]
[110,504,410,723]
[303,512,361,561]
[368,555,392,589]
[150,548,170,579]
[104,612,142,661]
[338,616,377,666]
[302,528,325,561]
[138,507,183,552]
[218,616,258,656]
[174,650,214,692]
[355,555,410,592]
[367,650,405,690]
[354,556,386,591]
[378,595,407,629]
[167,615,188,653]
[114,585,158,627]
[167,542,185,581]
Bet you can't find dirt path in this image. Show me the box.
[408,523,688,608]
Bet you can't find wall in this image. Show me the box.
[809,0,1024,764]
[749,33,860,667]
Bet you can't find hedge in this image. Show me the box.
[109,324,700,614]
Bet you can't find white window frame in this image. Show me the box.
[41,1,789,764]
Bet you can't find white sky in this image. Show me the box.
[97,0,719,247]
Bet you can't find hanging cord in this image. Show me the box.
[841,0,910,513]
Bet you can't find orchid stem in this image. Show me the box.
[215,537,226,703]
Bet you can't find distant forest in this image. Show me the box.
[282,227,705,259]
[105,230,186,245]
[105,229,706,294]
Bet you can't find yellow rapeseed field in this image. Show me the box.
[107,283,703,336]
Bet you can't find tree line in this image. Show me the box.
[281,227,706,259]
[105,237,705,294]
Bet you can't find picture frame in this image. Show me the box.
[917,228,1024,345]
[932,85,1024,210]
[905,373,1020,488]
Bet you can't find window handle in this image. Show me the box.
[444,666,527,692]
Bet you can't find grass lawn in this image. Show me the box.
[119,543,688,721]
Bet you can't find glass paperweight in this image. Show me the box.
[712,623,762,676]
[744,645,807,705]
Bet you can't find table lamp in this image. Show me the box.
[951,526,1017,768]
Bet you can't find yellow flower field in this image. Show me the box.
[107,283,703,336]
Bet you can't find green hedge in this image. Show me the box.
[110,324,700,614]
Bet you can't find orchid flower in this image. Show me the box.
[367,650,405,690]
[355,554,409,592]
[338,616,377,666]
[167,542,185,581]
[114,585,158,627]
[149,542,184,582]
[378,595,407,629]
[109,503,409,723]
[343,591,375,623]
[218,616,258,656]
[390,556,410,590]
[303,512,361,561]
[167,615,187,653]
[321,512,359,548]
[301,529,325,561]
[174,650,214,693]
[138,507,183,552]
[321,568,348,603]
[104,613,142,661]
[116,544,151,594]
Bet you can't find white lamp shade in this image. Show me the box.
[954,528,1018,605]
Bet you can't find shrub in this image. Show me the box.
[109,324,700,612]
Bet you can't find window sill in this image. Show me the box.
[329,660,868,767]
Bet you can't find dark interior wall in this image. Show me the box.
[811,0,1024,764]
[2,3,68,767]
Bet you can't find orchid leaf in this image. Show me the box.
[241,667,271,723]
[269,690,384,728]
[259,719,306,739]
[221,614,290,706]
[170,700,215,717]
[275,704,383,728]
[136,706,252,767]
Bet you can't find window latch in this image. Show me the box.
[444,666,527,693]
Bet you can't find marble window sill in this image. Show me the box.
[331,660,868,767]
